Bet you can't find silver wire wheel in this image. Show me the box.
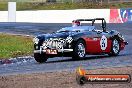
[108,38,120,56]
[112,39,119,54]
[77,43,86,58]
[72,40,86,60]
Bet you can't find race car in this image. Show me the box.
[33,18,128,63]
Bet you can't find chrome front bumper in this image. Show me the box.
[34,49,73,53]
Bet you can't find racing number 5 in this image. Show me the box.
[101,39,105,47]
[100,35,107,50]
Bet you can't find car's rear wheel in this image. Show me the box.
[72,40,86,60]
[34,53,48,63]
[109,38,120,56]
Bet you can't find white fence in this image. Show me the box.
[0,11,8,22]
[0,9,110,23]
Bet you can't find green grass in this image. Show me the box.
[0,33,33,59]
[0,2,132,11]
[15,2,132,10]
[0,2,8,11]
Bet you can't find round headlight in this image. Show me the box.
[118,33,125,40]
[66,36,73,43]
[33,37,39,44]
[42,42,46,46]
[42,42,47,49]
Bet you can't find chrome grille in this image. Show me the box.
[43,38,66,49]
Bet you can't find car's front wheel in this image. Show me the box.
[109,38,120,56]
[72,40,86,60]
[34,53,48,63]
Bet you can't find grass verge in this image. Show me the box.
[0,33,33,59]
[0,2,132,11]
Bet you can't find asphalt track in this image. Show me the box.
[0,23,132,75]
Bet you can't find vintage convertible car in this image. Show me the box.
[33,18,128,63]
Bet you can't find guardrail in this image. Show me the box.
[0,9,132,23]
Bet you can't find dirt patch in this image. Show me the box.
[0,66,132,88]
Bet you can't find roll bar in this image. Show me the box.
[74,18,106,32]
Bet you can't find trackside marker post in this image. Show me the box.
[8,2,16,22]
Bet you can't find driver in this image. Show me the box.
[72,20,81,27]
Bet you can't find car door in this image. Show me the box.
[84,30,101,54]
[97,31,112,53]
[85,30,112,54]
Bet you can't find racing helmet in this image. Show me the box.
[72,20,81,27]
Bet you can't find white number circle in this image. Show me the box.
[100,35,107,50]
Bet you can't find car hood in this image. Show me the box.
[37,32,76,41]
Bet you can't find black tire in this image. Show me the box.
[34,53,48,63]
[76,76,86,85]
[108,38,120,56]
[72,40,86,60]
